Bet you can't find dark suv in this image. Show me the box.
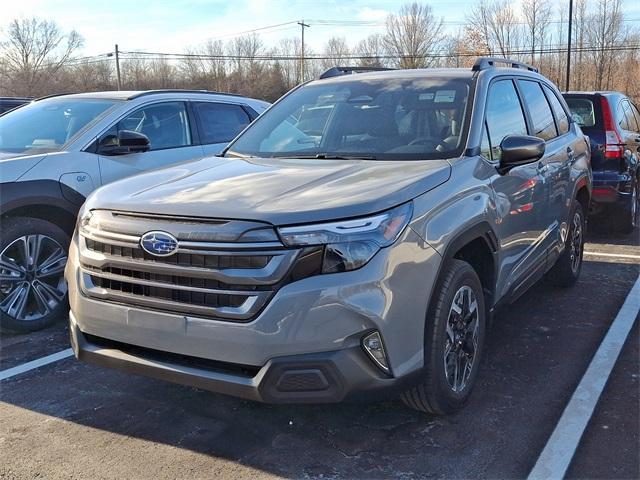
[67,58,591,415]
[563,92,640,232]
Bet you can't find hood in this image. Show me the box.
[0,153,48,182]
[86,156,451,225]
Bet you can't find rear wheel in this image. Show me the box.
[0,218,70,333]
[401,259,486,415]
[616,183,638,234]
[547,201,585,287]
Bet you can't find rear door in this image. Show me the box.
[98,101,204,185]
[192,102,253,156]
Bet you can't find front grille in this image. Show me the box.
[85,238,272,269]
[77,210,304,321]
[89,271,248,308]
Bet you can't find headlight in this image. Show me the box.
[278,202,413,273]
[77,207,93,231]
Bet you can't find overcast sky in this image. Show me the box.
[2,0,639,56]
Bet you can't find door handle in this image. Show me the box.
[537,161,547,173]
[567,147,574,156]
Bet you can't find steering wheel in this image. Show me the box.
[408,136,446,150]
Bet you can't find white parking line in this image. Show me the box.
[0,348,74,381]
[528,274,640,480]
[584,251,640,260]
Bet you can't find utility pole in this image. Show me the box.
[298,20,309,83]
[565,0,573,92]
[115,44,122,91]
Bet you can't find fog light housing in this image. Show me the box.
[362,331,391,374]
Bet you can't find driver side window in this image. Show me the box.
[101,102,191,152]
[485,80,527,161]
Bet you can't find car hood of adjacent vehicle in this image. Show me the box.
[0,152,48,182]
[86,156,451,225]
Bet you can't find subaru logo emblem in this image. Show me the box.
[140,231,179,257]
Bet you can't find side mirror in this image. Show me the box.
[498,135,545,172]
[98,130,150,155]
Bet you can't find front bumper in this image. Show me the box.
[69,312,424,403]
[66,226,441,402]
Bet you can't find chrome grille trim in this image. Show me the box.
[79,237,298,286]
[79,272,267,320]
[77,214,300,321]
[81,225,284,252]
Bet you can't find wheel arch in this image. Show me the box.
[439,222,499,314]
[1,180,84,235]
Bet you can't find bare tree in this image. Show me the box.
[355,34,388,67]
[384,2,445,68]
[522,0,552,64]
[587,0,623,90]
[466,0,494,55]
[321,36,351,70]
[1,17,83,95]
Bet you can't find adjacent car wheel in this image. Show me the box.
[401,259,486,415]
[616,183,639,234]
[547,200,585,287]
[0,218,70,333]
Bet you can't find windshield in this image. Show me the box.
[0,98,121,154]
[227,76,471,160]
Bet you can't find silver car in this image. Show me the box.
[0,90,269,333]
[66,59,591,414]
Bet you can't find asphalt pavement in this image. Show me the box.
[0,229,638,479]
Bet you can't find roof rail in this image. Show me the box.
[127,89,244,100]
[319,66,396,80]
[472,57,538,73]
[34,92,76,102]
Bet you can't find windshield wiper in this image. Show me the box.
[270,153,377,160]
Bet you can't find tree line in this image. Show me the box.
[0,0,638,103]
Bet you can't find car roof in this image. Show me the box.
[34,90,264,103]
[563,91,620,97]
[308,68,477,85]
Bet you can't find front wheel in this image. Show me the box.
[0,217,70,333]
[401,259,486,415]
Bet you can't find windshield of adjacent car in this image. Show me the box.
[226,76,471,160]
[0,98,121,154]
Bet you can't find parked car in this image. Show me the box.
[66,59,591,415]
[0,97,32,114]
[563,91,640,232]
[0,90,269,333]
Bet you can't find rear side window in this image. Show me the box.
[565,98,595,127]
[485,79,527,160]
[542,85,569,135]
[194,102,251,144]
[518,80,557,140]
[621,101,639,132]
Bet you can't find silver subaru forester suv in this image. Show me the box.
[66,59,591,414]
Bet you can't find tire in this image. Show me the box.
[616,183,638,234]
[401,259,486,415]
[0,217,70,334]
[547,200,585,288]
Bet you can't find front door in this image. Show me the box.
[98,101,204,185]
